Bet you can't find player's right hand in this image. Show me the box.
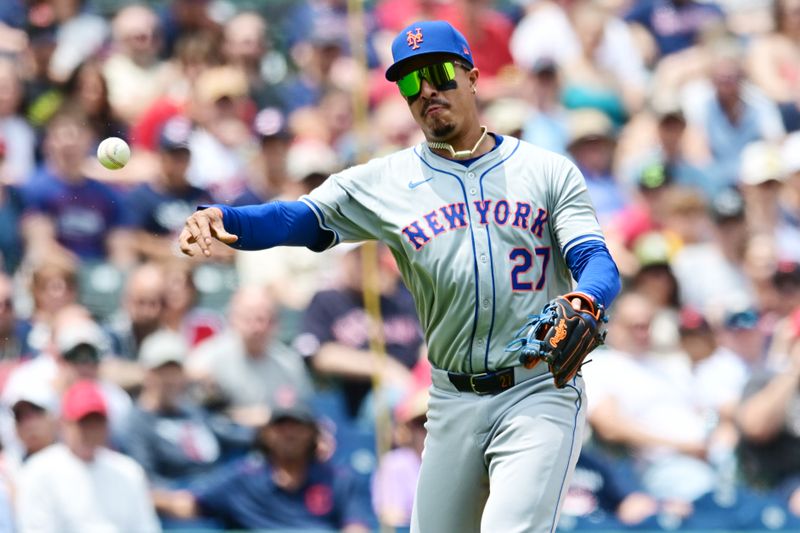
[179,207,238,257]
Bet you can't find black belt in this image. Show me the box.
[447,367,516,395]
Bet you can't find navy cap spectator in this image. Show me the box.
[159,115,192,152]
[157,398,373,531]
[233,107,293,206]
[127,117,213,262]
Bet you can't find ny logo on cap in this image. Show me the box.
[406,28,423,50]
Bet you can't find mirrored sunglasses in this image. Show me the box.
[396,61,468,99]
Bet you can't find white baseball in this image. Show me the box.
[97,137,131,170]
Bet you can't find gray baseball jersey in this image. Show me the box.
[302,136,604,374]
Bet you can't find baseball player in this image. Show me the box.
[180,20,620,533]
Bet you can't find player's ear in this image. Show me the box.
[467,68,480,93]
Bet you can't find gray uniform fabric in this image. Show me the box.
[303,136,603,531]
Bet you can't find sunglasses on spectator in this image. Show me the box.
[396,61,470,100]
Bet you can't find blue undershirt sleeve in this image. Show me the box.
[565,240,621,308]
[201,201,334,252]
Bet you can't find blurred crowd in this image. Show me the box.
[0,0,799,531]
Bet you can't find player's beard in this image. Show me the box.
[431,122,456,138]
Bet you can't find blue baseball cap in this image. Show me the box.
[159,116,192,152]
[385,20,473,82]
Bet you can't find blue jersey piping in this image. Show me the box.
[477,138,521,371]
[414,147,480,373]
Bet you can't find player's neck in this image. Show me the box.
[427,125,494,161]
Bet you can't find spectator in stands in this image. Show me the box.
[16,380,160,532]
[233,107,292,206]
[630,262,682,352]
[186,66,256,204]
[692,43,785,188]
[0,272,31,363]
[24,258,79,355]
[277,25,349,113]
[0,57,35,184]
[160,260,223,347]
[103,4,170,123]
[235,139,343,313]
[677,307,750,462]
[63,60,127,143]
[21,108,135,265]
[560,447,662,529]
[747,0,800,132]
[372,388,428,528]
[715,306,769,371]
[510,0,647,101]
[2,371,58,469]
[521,58,570,155]
[566,109,628,225]
[106,262,167,361]
[736,312,800,517]
[582,291,717,502]
[188,286,312,426]
[0,139,24,273]
[123,330,249,493]
[128,117,212,262]
[56,310,133,441]
[739,141,787,236]
[19,25,59,129]
[562,2,644,125]
[44,0,108,84]
[295,244,424,420]
[625,0,724,58]
[623,93,713,199]
[160,399,372,531]
[221,11,285,109]
[157,0,218,59]
[671,187,754,311]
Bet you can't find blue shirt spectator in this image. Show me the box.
[159,401,373,532]
[23,167,132,260]
[22,109,133,262]
[127,182,211,237]
[194,453,372,530]
[625,0,724,56]
[688,53,785,187]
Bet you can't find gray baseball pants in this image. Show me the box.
[410,366,586,533]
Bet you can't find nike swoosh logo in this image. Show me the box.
[408,177,433,189]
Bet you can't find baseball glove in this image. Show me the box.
[506,292,607,388]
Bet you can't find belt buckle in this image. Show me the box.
[469,372,489,394]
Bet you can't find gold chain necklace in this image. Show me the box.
[427,126,488,159]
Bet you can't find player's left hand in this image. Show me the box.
[506,292,607,388]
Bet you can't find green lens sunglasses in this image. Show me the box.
[396,61,470,99]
